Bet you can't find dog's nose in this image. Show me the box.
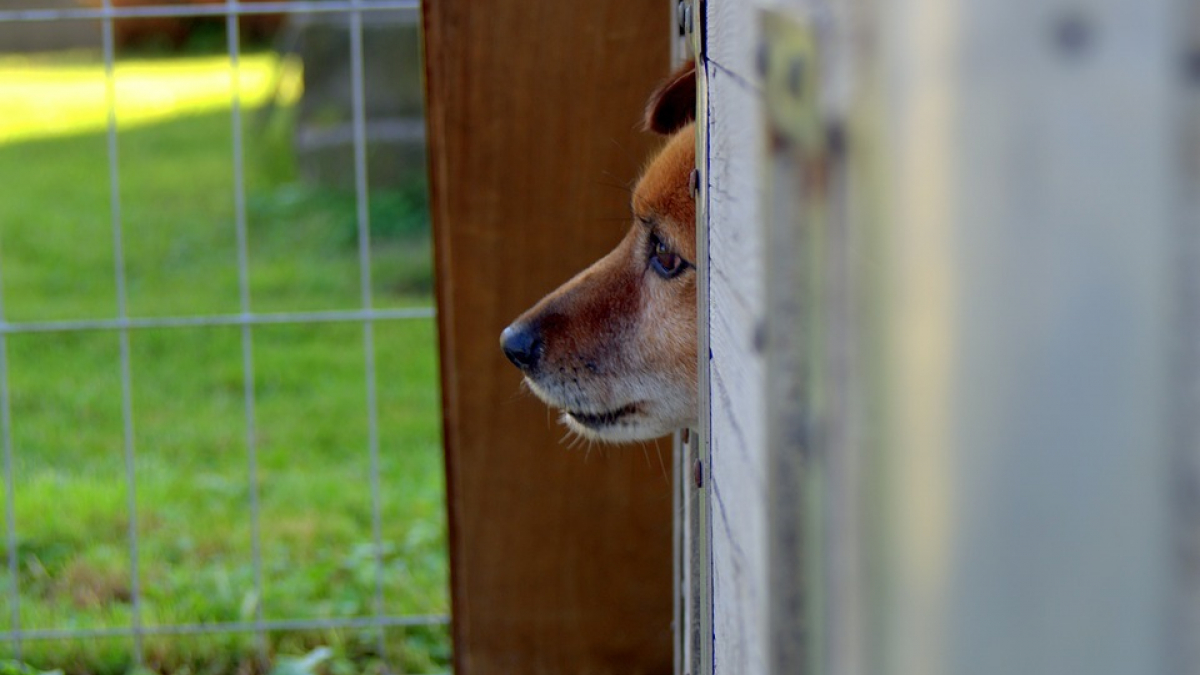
[500,322,542,371]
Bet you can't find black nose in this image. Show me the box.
[500,322,542,371]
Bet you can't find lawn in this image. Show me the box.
[0,50,448,674]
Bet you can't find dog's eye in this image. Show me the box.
[649,234,688,279]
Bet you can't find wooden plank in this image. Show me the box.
[701,4,830,675]
[1175,6,1200,672]
[422,3,675,674]
[759,17,823,675]
[705,0,764,88]
[756,11,870,675]
[675,15,705,675]
[699,4,775,675]
[852,0,1186,673]
[705,50,770,675]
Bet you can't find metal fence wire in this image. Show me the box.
[0,0,447,670]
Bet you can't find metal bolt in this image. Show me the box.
[693,458,704,489]
[689,168,701,199]
[679,2,693,35]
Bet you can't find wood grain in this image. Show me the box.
[705,53,770,675]
[422,2,675,673]
[702,2,772,672]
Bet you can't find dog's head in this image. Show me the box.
[499,62,698,443]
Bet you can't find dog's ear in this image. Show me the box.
[643,60,697,135]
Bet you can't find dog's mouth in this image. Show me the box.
[523,378,660,440]
[564,402,641,429]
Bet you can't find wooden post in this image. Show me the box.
[422,2,675,674]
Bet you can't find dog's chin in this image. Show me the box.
[559,407,667,443]
[524,378,687,443]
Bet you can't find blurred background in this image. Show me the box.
[0,1,449,673]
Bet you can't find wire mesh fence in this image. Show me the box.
[0,1,447,672]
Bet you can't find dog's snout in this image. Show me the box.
[500,322,542,371]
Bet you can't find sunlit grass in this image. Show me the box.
[0,51,302,144]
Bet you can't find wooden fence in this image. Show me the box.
[688,0,1200,673]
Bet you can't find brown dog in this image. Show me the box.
[500,62,698,443]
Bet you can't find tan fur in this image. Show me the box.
[501,65,697,443]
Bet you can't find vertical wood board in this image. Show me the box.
[423,3,676,673]
[705,36,770,675]
[856,0,1188,672]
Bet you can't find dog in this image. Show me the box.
[500,61,698,443]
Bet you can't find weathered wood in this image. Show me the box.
[760,16,822,675]
[706,0,766,88]
[423,3,675,673]
[699,3,772,675]
[1175,6,1200,673]
[704,0,1198,673]
[851,0,1188,673]
[681,7,714,674]
[705,39,770,675]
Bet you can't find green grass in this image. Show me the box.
[0,51,448,674]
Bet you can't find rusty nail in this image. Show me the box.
[689,168,701,199]
[693,458,704,489]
